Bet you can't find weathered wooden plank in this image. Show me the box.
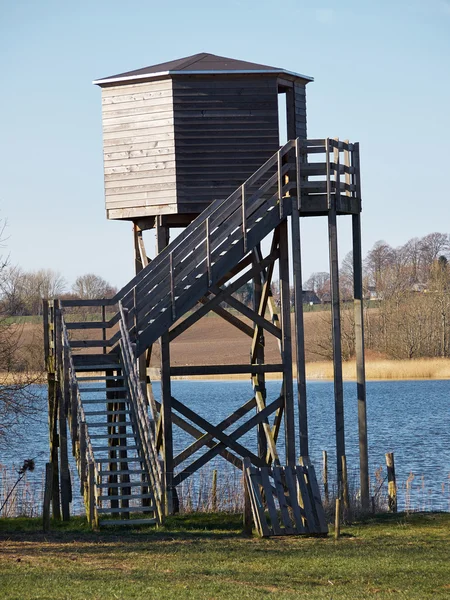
[260,468,282,535]
[272,466,294,534]
[283,466,306,534]
[295,465,316,533]
[300,457,328,534]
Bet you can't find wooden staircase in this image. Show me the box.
[44,138,361,528]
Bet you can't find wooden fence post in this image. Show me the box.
[385,452,397,513]
[211,469,217,512]
[334,498,341,540]
[43,462,53,532]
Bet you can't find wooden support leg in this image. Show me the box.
[252,248,267,461]
[156,219,174,515]
[55,301,70,521]
[290,196,309,457]
[327,140,346,493]
[278,219,295,466]
[352,209,369,511]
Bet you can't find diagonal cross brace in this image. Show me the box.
[173,396,283,486]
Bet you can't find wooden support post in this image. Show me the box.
[352,142,370,512]
[291,188,308,458]
[341,455,351,523]
[55,300,70,521]
[334,497,341,540]
[156,218,174,515]
[211,469,218,512]
[43,462,53,532]
[323,450,329,505]
[278,219,295,465]
[46,301,61,520]
[252,247,267,461]
[385,452,397,513]
[326,139,346,493]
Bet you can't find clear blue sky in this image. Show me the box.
[1,0,449,289]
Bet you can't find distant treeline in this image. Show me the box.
[306,232,450,360]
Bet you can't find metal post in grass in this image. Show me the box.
[385,452,397,513]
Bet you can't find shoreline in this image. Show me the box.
[4,358,450,384]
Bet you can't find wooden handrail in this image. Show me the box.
[118,302,164,523]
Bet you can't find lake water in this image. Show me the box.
[1,379,449,515]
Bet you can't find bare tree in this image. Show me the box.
[72,273,117,300]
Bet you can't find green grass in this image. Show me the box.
[0,512,449,599]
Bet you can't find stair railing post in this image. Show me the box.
[278,149,283,218]
[206,217,212,286]
[170,251,176,321]
[102,304,106,355]
[241,184,247,254]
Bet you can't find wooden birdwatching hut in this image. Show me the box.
[43,53,369,533]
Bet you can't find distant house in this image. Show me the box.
[320,292,332,304]
[365,285,379,301]
[302,290,321,305]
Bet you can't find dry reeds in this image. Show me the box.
[306,358,450,381]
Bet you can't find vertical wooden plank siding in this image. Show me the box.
[278,220,295,465]
[156,219,174,515]
[326,139,346,492]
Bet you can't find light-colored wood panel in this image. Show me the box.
[103,119,174,134]
[102,103,175,119]
[106,181,177,196]
[107,204,178,220]
[101,80,172,98]
[104,146,174,161]
[104,160,176,175]
[103,129,175,142]
[104,154,176,168]
[103,138,175,152]
[106,190,176,208]
[102,110,174,126]
[102,94,174,111]
[104,170,177,186]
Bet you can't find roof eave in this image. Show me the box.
[93,69,314,86]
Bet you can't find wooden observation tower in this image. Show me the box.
[44,53,369,531]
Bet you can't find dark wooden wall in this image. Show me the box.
[172,76,280,214]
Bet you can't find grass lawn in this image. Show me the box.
[0,512,449,599]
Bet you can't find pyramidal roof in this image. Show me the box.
[93,52,313,86]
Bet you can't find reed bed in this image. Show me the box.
[306,357,450,381]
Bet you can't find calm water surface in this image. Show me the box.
[1,379,449,514]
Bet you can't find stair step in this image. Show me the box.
[98,492,154,501]
[79,386,128,393]
[96,457,142,464]
[88,422,133,428]
[99,518,157,527]
[90,433,136,439]
[91,445,138,452]
[84,410,131,416]
[98,481,144,489]
[77,376,125,382]
[97,505,155,514]
[99,469,144,476]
